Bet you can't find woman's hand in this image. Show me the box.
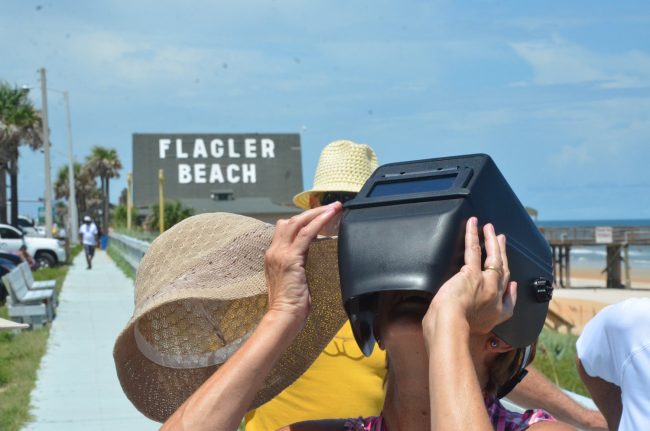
[264,202,343,322]
[424,217,517,335]
[424,217,519,431]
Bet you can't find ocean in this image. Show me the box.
[536,219,650,269]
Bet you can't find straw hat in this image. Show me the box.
[293,140,378,209]
[113,212,346,422]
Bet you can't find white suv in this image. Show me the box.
[0,224,67,268]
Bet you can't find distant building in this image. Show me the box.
[132,133,303,223]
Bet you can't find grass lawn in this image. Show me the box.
[534,328,589,397]
[0,245,82,431]
[106,242,135,280]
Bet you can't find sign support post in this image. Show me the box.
[127,172,133,230]
[158,169,164,234]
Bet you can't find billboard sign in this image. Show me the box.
[133,133,302,206]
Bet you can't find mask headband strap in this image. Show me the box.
[496,345,532,399]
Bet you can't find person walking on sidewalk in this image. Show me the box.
[79,215,99,269]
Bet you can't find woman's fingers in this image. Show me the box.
[292,203,342,250]
[482,223,504,288]
[497,234,511,289]
[464,217,481,269]
[274,202,342,246]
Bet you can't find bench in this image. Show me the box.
[2,269,55,324]
[0,316,29,331]
[19,262,57,290]
[3,304,49,328]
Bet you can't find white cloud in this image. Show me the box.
[510,37,650,89]
[553,144,591,165]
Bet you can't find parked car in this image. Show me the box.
[17,215,42,237]
[0,224,66,268]
[0,253,18,304]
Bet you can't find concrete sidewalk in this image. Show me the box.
[23,251,158,431]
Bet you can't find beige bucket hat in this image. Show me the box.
[293,140,379,210]
[113,212,346,422]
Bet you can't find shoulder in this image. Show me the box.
[585,298,650,333]
[577,298,650,368]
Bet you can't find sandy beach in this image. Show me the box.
[568,266,650,289]
[547,265,650,334]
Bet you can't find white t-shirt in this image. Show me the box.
[79,223,98,246]
[576,298,650,431]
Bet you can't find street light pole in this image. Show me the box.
[39,68,53,238]
[158,169,164,234]
[63,91,78,244]
[127,172,132,230]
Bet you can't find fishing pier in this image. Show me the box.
[538,225,650,289]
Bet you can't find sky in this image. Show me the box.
[2,0,650,221]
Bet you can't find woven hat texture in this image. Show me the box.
[113,212,346,422]
[293,140,378,209]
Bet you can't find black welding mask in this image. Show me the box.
[338,154,553,357]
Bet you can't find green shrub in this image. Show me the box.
[146,200,193,232]
[112,204,139,228]
[533,329,589,396]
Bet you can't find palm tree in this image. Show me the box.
[0,82,43,225]
[85,146,122,230]
[55,162,102,221]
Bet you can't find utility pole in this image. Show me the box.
[39,68,53,238]
[63,91,78,244]
[158,169,164,234]
[127,172,132,230]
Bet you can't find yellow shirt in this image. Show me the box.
[244,321,387,431]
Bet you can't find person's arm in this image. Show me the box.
[576,359,621,431]
[162,203,343,431]
[423,219,516,431]
[163,309,305,431]
[508,367,607,430]
[423,219,572,431]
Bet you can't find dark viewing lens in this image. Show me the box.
[320,192,356,206]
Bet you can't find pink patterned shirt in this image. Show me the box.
[344,397,555,431]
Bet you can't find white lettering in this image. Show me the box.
[209,164,224,183]
[176,139,189,159]
[178,164,192,184]
[193,139,208,158]
[261,138,275,158]
[159,139,171,159]
[227,139,241,158]
[210,139,224,158]
[194,164,207,183]
[242,163,256,183]
[227,164,241,183]
[244,139,257,158]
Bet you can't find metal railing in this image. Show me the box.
[540,226,650,245]
[108,232,151,273]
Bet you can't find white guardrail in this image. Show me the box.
[108,232,151,273]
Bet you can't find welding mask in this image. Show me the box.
[338,154,553,359]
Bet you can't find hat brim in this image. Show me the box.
[293,184,365,210]
[113,238,346,423]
